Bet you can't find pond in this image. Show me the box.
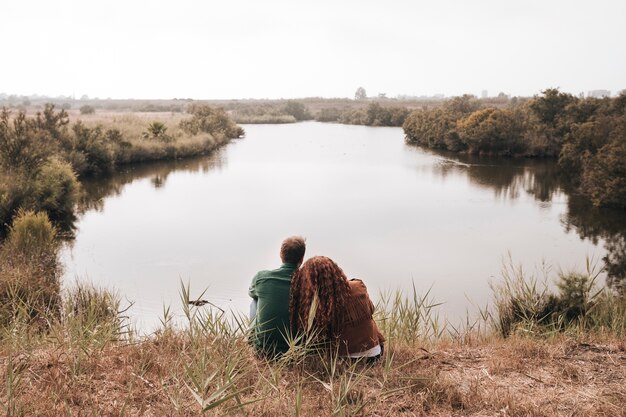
[61,122,625,332]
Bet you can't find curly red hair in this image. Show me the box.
[289,256,351,340]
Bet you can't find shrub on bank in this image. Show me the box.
[79,105,95,115]
[403,89,626,208]
[33,158,80,223]
[315,107,342,122]
[0,108,57,174]
[283,100,312,121]
[180,104,244,139]
[457,108,527,155]
[143,121,173,142]
[324,103,410,127]
[491,260,625,337]
[1,104,244,234]
[0,210,61,327]
[0,162,79,238]
[6,209,57,256]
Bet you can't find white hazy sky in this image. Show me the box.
[1,0,625,99]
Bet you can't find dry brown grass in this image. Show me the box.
[2,277,623,416]
[1,332,624,416]
[72,111,192,142]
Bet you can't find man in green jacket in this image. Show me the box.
[248,236,306,357]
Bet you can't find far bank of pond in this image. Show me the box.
[61,122,626,331]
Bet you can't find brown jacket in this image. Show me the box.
[335,279,385,355]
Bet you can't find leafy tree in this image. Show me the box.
[71,122,115,176]
[457,108,526,155]
[354,87,367,100]
[0,108,53,174]
[282,101,311,121]
[365,103,409,126]
[79,105,95,115]
[444,94,482,115]
[315,107,341,122]
[528,88,575,126]
[403,108,460,150]
[579,117,626,208]
[338,109,367,125]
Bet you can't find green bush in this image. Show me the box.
[0,173,30,237]
[403,89,626,207]
[6,209,57,256]
[283,101,312,121]
[338,109,367,125]
[491,259,623,336]
[315,107,342,122]
[71,122,116,176]
[180,104,244,139]
[33,158,80,222]
[0,108,54,174]
[79,105,95,115]
[64,282,124,333]
[365,103,409,126]
[443,94,482,116]
[0,210,61,328]
[580,136,626,208]
[403,108,460,149]
[143,121,174,142]
[457,108,527,155]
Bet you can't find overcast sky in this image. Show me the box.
[1,0,624,99]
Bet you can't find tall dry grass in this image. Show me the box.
[1,266,624,416]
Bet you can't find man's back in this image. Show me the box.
[249,263,297,355]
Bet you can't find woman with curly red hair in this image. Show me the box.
[289,256,385,360]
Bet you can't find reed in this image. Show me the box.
[0,270,624,415]
[490,256,626,337]
[376,284,445,347]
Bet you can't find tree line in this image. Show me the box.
[315,102,409,126]
[0,104,243,238]
[403,89,626,208]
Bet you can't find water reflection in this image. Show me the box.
[425,151,564,203]
[63,124,625,331]
[563,197,626,292]
[410,144,625,292]
[78,151,227,214]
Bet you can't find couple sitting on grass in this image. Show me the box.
[248,236,385,361]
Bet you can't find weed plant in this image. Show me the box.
[0,251,624,416]
[491,257,626,337]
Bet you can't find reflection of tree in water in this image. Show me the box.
[416,144,626,292]
[77,151,226,214]
[428,150,565,203]
[150,173,168,188]
[563,197,626,293]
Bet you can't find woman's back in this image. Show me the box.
[335,279,385,356]
[289,256,384,357]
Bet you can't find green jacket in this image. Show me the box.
[248,263,297,355]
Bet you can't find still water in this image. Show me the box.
[61,122,623,331]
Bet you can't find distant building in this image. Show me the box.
[481,90,488,99]
[378,93,387,99]
[587,90,610,98]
